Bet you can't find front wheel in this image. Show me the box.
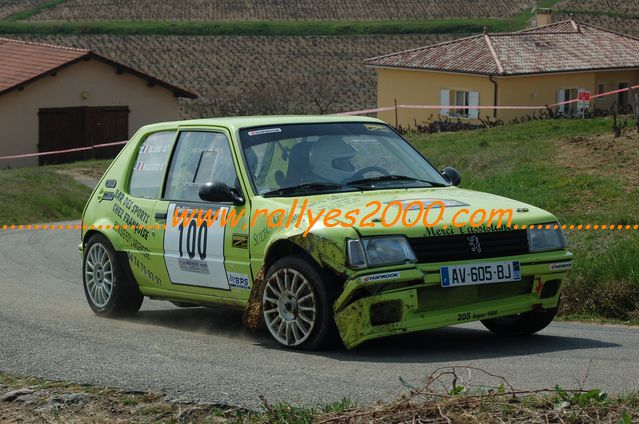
[83,234,143,317]
[262,256,339,350]
[481,307,558,336]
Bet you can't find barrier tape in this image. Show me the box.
[0,140,128,161]
[1,222,638,232]
[338,84,639,115]
[1,83,637,161]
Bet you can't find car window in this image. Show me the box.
[239,123,448,195]
[129,131,175,199]
[341,135,406,175]
[163,131,238,202]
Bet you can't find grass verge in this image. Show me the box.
[0,159,110,224]
[1,368,637,423]
[406,117,639,322]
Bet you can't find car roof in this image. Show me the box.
[139,115,385,133]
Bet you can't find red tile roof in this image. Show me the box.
[0,38,197,98]
[365,20,639,76]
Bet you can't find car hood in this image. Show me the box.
[256,187,558,238]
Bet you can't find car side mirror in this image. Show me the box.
[199,182,245,205]
[441,167,461,186]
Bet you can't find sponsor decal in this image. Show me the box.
[550,262,573,271]
[164,203,230,289]
[232,234,248,249]
[178,258,210,274]
[363,124,391,132]
[390,198,469,209]
[227,272,250,289]
[361,271,400,283]
[252,226,271,246]
[140,143,171,153]
[248,128,282,136]
[133,161,164,172]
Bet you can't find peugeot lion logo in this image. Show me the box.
[467,235,482,254]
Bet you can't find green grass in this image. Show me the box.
[0,17,525,36]
[0,0,562,36]
[4,0,67,22]
[0,160,110,224]
[406,118,639,321]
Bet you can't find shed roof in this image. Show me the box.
[0,37,197,98]
[365,20,639,76]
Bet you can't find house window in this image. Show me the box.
[440,89,479,119]
[452,90,470,117]
[596,84,605,102]
[618,82,630,107]
[557,88,578,115]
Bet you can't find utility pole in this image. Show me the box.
[634,88,639,132]
[394,98,398,128]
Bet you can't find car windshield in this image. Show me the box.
[239,122,449,196]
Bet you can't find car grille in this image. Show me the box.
[407,230,529,263]
[417,277,534,312]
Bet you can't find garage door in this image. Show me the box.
[38,106,129,165]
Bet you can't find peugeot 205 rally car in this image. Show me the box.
[81,116,572,349]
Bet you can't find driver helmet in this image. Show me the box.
[309,136,357,181]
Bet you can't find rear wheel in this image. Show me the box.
[83,234,143,317]
[262,256,339,350]
[481,307,558,336]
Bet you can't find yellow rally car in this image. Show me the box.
[81,116,572,349]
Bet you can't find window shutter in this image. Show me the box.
[468,91,480,119]
[557,90,565,113]
[440,89,450,116]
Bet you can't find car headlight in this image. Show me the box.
[347,236,417,269]
[528,223,567,252]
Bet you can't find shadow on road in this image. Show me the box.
[134,305,272,343]
[131,305,620,363]
[329,325,620,363]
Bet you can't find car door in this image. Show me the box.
[121,129,177,289]
[153,128,252,301]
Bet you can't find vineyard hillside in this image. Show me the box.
[2,1,636,117]
[25,0,535,21]
[554,0,639,34]
[0,0,40,19]
[9,33,452,118]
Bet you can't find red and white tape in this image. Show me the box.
[338,84,639,115]
[0,140,128,161]
[1,84,637,162]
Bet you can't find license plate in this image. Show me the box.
[440,261,521,287]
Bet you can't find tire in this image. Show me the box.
[262,256,340,350]
[83,234,143,317]
[481,307,558,336]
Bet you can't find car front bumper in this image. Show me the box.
[333,250,572,349]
